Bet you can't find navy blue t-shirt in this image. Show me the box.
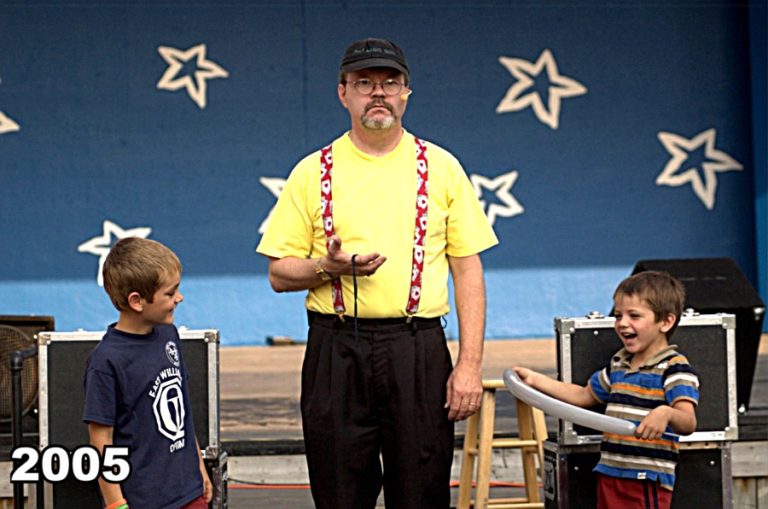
[83,324,203,509]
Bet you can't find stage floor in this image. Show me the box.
[217,334,768,507]
[220,337,563,442]
[219,334,768,443]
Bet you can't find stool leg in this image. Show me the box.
[458,412,480,509]
[516,399,540,503]
[475,389,496,508]
[532,406,548,486]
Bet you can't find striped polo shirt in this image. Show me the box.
[588,345,700,491]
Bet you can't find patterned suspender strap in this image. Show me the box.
[407,137,428,315]
[319,144,345,316]
[319,137,429,317]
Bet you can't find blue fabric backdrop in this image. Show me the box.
[0,1,764,345]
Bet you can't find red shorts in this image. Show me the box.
[180,495,208,509]
[597,473,672,509]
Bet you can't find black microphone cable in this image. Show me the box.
[351,254,359,341]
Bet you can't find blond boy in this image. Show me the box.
[83,237,212,509]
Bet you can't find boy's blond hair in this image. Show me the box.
[614,271,686,338]
[102,237,182,311]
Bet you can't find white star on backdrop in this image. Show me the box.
[0,111,20,134]
[656,128,743,210]
[258,177,287,234]
[496,49,587,130]
[470,171,524,225]
[78,220,152,286]
[156,43,229,109]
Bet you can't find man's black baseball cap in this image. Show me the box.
[339,38,409,75]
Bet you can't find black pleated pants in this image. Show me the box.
[301,312,454,509]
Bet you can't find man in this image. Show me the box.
[257,37,498,508]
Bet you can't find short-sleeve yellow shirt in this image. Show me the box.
[257,130,498,318]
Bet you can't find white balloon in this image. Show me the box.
[503,368,637,436]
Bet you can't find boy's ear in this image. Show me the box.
[127,292,144,312]
[660,313,676,333]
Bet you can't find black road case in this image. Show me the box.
[36,328,222,508]
[543,440,733,509]
[554,312,737,445]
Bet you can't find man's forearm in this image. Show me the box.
[449,254,486,369]
[444,254,486,420]
[268,256,328,292]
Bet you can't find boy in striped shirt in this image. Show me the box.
[515,271,699,509]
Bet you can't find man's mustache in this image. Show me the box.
[364,101,393,114]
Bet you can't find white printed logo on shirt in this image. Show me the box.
[151,374,187,449]
[165,341,180,367]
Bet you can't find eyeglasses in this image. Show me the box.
[345,78,406,96]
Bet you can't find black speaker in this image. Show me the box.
[631,258,765,412]
[544,441,732,509]
[0,315,54,459]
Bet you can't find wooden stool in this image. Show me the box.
[457,379,547,509]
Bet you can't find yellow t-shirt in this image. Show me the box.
[257,130,498,318]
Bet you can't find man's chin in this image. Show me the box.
[362,115,397,131]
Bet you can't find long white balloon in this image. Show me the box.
[503,368,637,436]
